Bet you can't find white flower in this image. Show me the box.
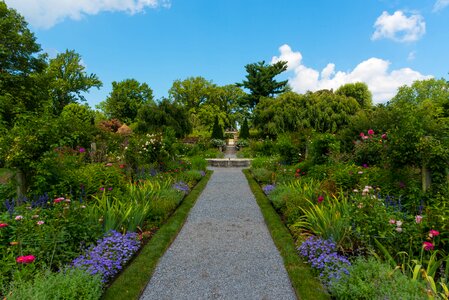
[396,220,403,227]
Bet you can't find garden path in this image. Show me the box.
[140,167,296,300]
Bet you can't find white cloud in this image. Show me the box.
[433,0,449,12]
[407,51,416,61]
[271,44,432,103]
[372,11,426,42]
[4,0,170,29]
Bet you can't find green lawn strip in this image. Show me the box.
[243,169,329,300]
[102,170,212,300]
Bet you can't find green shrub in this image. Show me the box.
[275,134,301,165]
[7,268,102,300]
[329,163,360,190]
[186,156,207,170]
[251,157,278,170]
[309,133,339,165]
[329,257,426,300]
[250,139,275,157]
[180,170,204,187]
[251,168,273,184]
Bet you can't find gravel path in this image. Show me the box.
[140,168,296,300]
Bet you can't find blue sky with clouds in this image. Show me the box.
[4,0,449,106]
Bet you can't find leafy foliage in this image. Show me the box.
[98,79,154,124]
[237,60,288,108]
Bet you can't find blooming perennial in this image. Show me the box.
[72,230,140,283]
[16,255,36,264]
[298,236,351,285]
[262,184,276,195]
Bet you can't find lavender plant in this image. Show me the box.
[72,230,140,283]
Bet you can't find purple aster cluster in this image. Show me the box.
[262,184,276,195]
[72,230,140,283]
[173,181,190,194]
[298,236,350,285]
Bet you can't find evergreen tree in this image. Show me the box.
[239,118,250,139]
[211,115,224,140]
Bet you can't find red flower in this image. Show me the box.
[423,242,434,251]
[0,223,8,228]
[429,230,440,238]
[359,132,365,137]
[368,129,375,135]
[381,133,387,139]
[16,255,36,264]
[317,195,324,203]
[119,164,126,169]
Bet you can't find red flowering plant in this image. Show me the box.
[353,129,388,167]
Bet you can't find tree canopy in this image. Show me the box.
[237,60,288,109]
[46,50,102,114]
[98,79,154,124]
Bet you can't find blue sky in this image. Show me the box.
[5,0,449,106]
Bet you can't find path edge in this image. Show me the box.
[243,169,330,300]
[102,170,213,300]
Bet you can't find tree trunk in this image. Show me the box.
[15,169,27,203]
[422,165,431,192]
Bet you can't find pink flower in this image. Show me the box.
[415,215,423,224]
[429,230,440,238]
[389,219,396,225]
[381,133,387,139]
[362,136,369,140]
[16,255,36,264]
[37,221,44,226]
[0,223,8,228]
[317,195,324,203]
[99,187,105,191]
[423,242,434,251]
[359,132,365,137]
[79,147,86,153]
[54,197,64,203]
[15,215,23,221]
[105,163,113,167]
[368,129,375,135]
[396,227,403,233]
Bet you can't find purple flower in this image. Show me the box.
[173,181,190,194]
[72,230,140,283]
[262,184,276,195]
[79,147,86,153]
[298,236,351,286]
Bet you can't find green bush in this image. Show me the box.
[251,168,273,184]
[7,268,102,300]
[186,156,207,170]
[329,257,426,300]
[251,157,278,170]
[275,134,300,165]
[180,170,204,187]
[309,133,339,165]
[250,139,275,157]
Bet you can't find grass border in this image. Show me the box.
[102,170,213,300]
[243,169,330,300]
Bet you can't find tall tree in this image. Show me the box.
[239,118,250,139]
[98,79,154,124]
[237,60,288,109]
[46,50,102,114]
[336,82,372,108]
[136,99,192,138]
[169,76,215,110]
[0,2,48,125]
[211,115,224,140]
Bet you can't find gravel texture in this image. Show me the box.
[140,167,296,300]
